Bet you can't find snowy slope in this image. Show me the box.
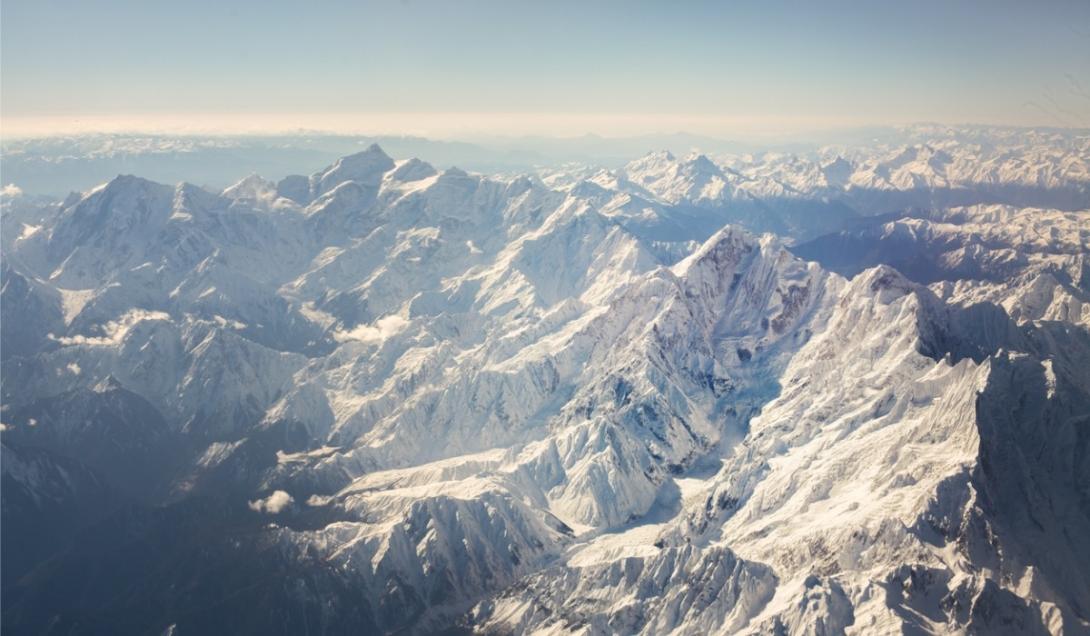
[2,129,1088,635]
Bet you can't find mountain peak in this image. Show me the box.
[673,224,756,277]
[682,154,724,180]
[70,173,173,216]
[624,149,677,172]
[388,158,437,182]
[857,264,915,302]
[100,173,166,194]
[346,143,393,164]
[686,153,718,171]
[173,182,223,217]
[311,146,396,196]
[223,173,276,200]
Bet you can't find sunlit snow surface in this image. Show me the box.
[1,127,1089,635]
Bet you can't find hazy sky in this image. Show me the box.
[3,0,1089,137]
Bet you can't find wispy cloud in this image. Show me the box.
[248,490,294,514]
[49,309,171,346]
[335,314,409,344]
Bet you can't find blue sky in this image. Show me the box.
[3,0,1089,136]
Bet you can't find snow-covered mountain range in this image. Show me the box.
[2,127,1088,635]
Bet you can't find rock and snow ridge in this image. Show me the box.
[1,132,1088,635]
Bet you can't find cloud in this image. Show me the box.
[334,314,409,344]
[49,309,170,346]
[248,490,294,514]
[1,184,23,197]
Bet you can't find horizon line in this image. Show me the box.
[5,112,1087,141]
